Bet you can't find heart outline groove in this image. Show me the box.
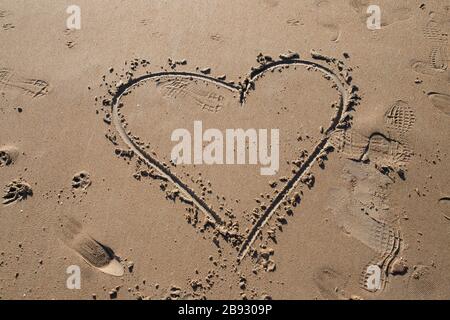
[103,51,360,262]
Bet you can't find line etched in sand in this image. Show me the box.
[60,218,124,277]
[111,72,233,228]
[106,52,357,262]
[0,68,49,97]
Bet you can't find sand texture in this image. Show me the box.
[0,0,450,300]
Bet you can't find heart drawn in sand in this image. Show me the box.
[105,52,358,261]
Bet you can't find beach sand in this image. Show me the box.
[0,0,449,300]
